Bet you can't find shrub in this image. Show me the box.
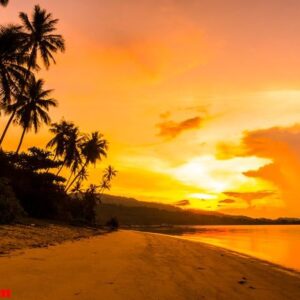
[0,178,24,224]
[106,217,119,231]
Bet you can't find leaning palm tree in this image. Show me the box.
[46,120,75,173]
[0,5,65,146]
[98,166,117,202]
[47,120,75,159]
[0,0,9,7]
[103,165,117,182]
[10,77,57,154]
[0,26,28,122]
[62,127,83,179]
[57,126,82,176]
[66,132,108,192]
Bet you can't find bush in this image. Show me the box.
[106,217,119,231]
[0,178,24,224]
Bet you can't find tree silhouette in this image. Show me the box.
[9,77,57,153]
[0,26,28,123]
[98,165,117,203]
[47,120,75,159]
[66,132,108,192]
[0,0,9,7]
[0,5,65,146]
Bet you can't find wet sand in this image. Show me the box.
[1,230,300,299]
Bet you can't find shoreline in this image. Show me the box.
[137,229,300,277]
[1,230,300,299]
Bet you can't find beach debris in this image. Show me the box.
[238,278,247,285]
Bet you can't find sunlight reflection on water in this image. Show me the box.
[179,225,300,271]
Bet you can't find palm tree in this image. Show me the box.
[47,120,75,159]
[98,165,117,202]
[66,132,108,192]
[10,77,57,154]
[47,122,83,177]
[0,5,65,146]
[61,127,83,175]
[19,5,65,70]
[103,165,117,182]
[0,26,28,120]
[61,127,83,184]
[0,0,9,7]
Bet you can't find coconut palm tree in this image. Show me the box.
[47,120,75,159]
[0,0,9,7]
[48,123,83,177]
[0,25,28,119]
[61,127,83,184]
[0,5,65,147]
[10,77,57,154]
[98,165,117,202]
[66,132,108,192]
[19,5,65,70]
[103,165,117,182]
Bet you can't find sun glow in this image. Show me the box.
[169,155,271,193]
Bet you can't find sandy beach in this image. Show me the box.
[1,230,300,300]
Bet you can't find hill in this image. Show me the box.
[97,194,300,226]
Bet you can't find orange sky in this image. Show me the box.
[2,0,300,218]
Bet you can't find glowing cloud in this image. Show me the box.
[157,116,203,139]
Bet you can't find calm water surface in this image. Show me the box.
[174,225,300,271]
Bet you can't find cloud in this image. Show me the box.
[157,116,203,139]
[224,191,275,207]
[219,199,236,204]
[218,124,300,216]
[174,199,191,206]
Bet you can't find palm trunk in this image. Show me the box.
[65,161,88,192]
[0,61,33,147]
[98,187,105,203]
[65,171,74,188]
[16,127,26,154]
[56,159,66,176]
[0,111,16,147]
[45,154,57,173]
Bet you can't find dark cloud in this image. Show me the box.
[174,199,190,206]
[157,116,203,139]
[219,199,236,204]
[224,191,275,207]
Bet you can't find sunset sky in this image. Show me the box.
[2,0,300,218]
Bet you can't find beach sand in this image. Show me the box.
[1,230,300,299]
[0,222,104,255]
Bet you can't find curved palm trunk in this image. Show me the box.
[65,161,88,192]
[45,154,57,173]
[0,53,34,147]
[16,127,26,154]
[56,159,66,176]
[65,171,74,188]
[0,111,15,147]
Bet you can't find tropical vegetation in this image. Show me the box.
[0,3,117,225]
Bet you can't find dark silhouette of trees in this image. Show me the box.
[0,5,116,226]
[0,5,65,147]
[0,0,9,7]
[9,77,57,153]
[0,26,28,123]
[66,132,108,192]
[98,166,117,202]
